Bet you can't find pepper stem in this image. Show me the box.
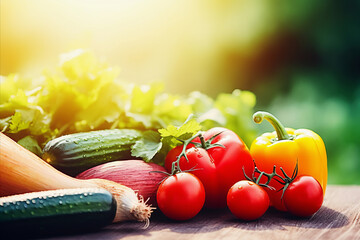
[253,111,290,141]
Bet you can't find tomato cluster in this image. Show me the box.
[156,127,324,221]
[226,175,324,220]
[157,127,254,220]
[164,127,254,209]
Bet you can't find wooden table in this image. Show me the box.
[48,185,359,240]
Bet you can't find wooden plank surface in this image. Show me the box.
[48,185,360,240]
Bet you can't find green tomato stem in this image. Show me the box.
[199,135,207,149]
[171,131,226,175]
[253,111,290,141]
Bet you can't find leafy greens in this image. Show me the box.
[0,49,258,164]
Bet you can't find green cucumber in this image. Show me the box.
[42,129,142,176]
[0,188,116,237]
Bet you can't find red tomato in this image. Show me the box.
[283,176,324,217]
[227,180,270,221]
[156,172,205,221]
[165,127,254,208]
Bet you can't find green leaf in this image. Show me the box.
[0,116,11,132]
[187,91,214,114]
[17,136,43,156]
[131,117,202,163]
[129,83,163,114]
[158,117,201,153]
[8,111,31,133]
[197,108,226,126]
[159,118,201,139]
[74,82,123,131]
[131,130,162,162]
[153,93,193,126]
[214,89,257,145]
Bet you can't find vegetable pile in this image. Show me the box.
[157,112,326,221]
[0,133,153,225]
[0,50,328,236]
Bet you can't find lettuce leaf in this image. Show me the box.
[131,130,162,163]
[132,116,201,164]
[0,49,257,162]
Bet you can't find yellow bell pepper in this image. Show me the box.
[250,111,327,211]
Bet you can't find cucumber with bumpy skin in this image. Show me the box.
[0,188,116,237]
[42,129,142,176]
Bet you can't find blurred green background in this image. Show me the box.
[1,0,359,184]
